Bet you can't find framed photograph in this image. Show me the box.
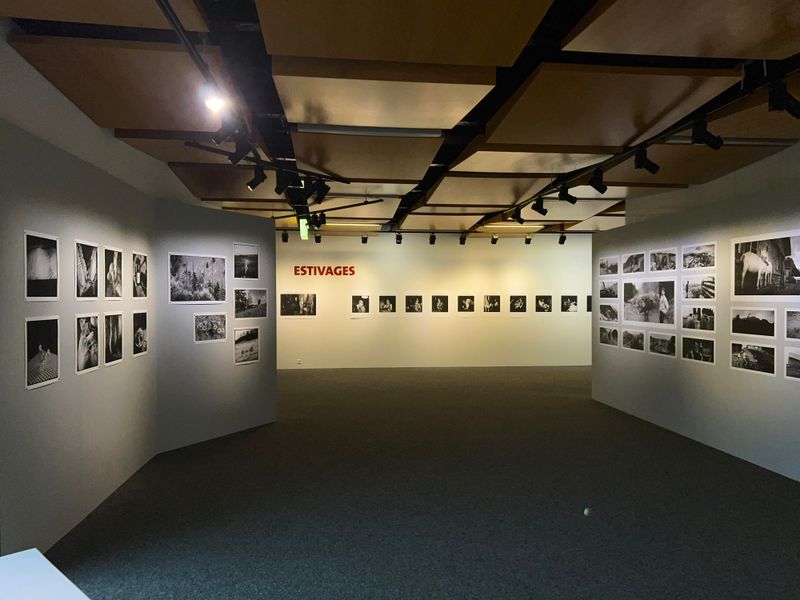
[534,294,553,313]
[25,316,60,389]
[104,311,123,366]
[233,242,259,279]
[378,295,397,314]
[648,248,677,273]
[730,307,776,338]
[599,326,619,347]
[75,313,99,374]
[404,294,424,314]
[586,295,592,312]
[732,231,800,299]
[598,303,619,323]
[104,246,123,300]
[622,252,645,274]
[683,242,716,270]
[599,280,618,300]
[682,274,716,300]
[457,295,476,314]
[786,348,800,381]
[680,304,715,332]
[560,294,579,314]
[235,288,268,319]
[351,294,370,317]
[621,329,645,352]
[681,336,715,365]
[623,278,676,327]
[133,311,148,356]
[598,256,619,276]
[431,294,449,314]
[234,327,259,365]
[648,332,677,358]
[280,293,316,317]
[786,309,800,342]
[731,342,776,376]
[75,239,99,300]
[132,252,148,298]
[169,253,226,303]
[509,294,527,316]
[25,231,59,301]
[193,312,227,343]
[483,294,501,314]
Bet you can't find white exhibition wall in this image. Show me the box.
[593,143,800,482]
[276,232,592,369]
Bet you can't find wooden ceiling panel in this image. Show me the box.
[400,214,484,232]
[520,199,619,222]
[567,215,626,231]
[564,0,800,60]
[307,197,401,219]
[413,205,497,215]
[170,164,286,200]
[487,64,740,147]
[119,137,237,164]
[256,0,553,67]
[327,180,417,197]
[426,175,550,206]
[453,146,613,174]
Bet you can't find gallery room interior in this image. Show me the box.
[1,1,800,598]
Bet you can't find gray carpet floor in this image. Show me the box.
[47,367,800,599]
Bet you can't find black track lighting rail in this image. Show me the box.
[268,198,384,218]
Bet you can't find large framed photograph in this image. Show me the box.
[404,294,424,314]
[104,311,123,365]
[25,316,60,389]
[132,252,148,298]
[534,293,553,313]
[598,256,619,276]
[731,342,775,377]
[786,309,800,342]
[233,242,259,279]
[234,327,259,365]
[730,307,775,338]
[483,294,501,314]
[599,280,618,300]
[457,294,476,314]
[509,294,527,315]
[621,329,645,352]
[682,274,715,300]
[378,295,397,314]
[352,293,370,318]
[560,293,579,314]
[75,239,99,300]
[193,312,227,343]
[235,288,268,319]
[599,326,619,347]
[431,294,449,314]
[623,278,675,327]
[25,231,59,301]
[681,336,715,365]
[622,252,645,274]
[75,313,99,374]
[169,253,226,303]
[598,303,619,323]
[133,311,148,356]
[104,246,123,300]
[648,332,677,358]
[280,293,316,317]
[682,242,716,270]
[648,248,677,273]
[681,304,715,332]
[732,231,800,299]
[786,348,800,381]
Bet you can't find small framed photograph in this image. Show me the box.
[598,256,619,276]
[431,294,449,314]
[233,242,259,279]
[509,294,527,316]
[378,295,397,314]
[599,280,618,300]
[235,288,268,319]
[785,309,800,342]
[193,312,227,343]
[730,307,776,338]
[622,278,676,328]
[104,311,123,366]
[75,313,100,374]
[234,327,260,365]
[680,304,715,333]
[648,332,677,358]
[280,293,317,317]
[351,293,371,318]
[133,311,148,356]
[534,293,553,313]
[681,336,715,365]
[586,295,592,312]
[483,294,501,314]
[132,251,148,298]
[599,326,619,347]
[682,242,716,270]
[25,230,59,301]
[75,239,99,300]
[682,274,716,300]
[786,348,800,381]
[621,329,645,352]
[622,252,645,274]
[404,293,424,314]
[560,293,580,314]
[104,246,123,300]
[456,294,476,315]
[598,303,619,323]
[169,253,226,304]
[648,248,677,273]
[730,341,776,377]
[25,316,60,389]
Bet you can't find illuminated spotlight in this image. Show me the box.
[512,206,525,225]
[314,180,330,203]
[459,234,467,245]
[396,233,403,244]
[281,230,288,243]
[769,80,800,118]
[200,84,228,114]
[361,234,368,244]
[274,170,290,195]
[589,168,607,194]
[691,117,723,150]
[246,166,266,191]
[634,147,660,174]
[490,234,499,245]
[532,197,548,216]
[559,232,567,245]
[211,117,237,145]
[314,233,321,244]
[558,186,578,204]
[525,234,532,245]
[429,233,436,245]
[229,136,250,165]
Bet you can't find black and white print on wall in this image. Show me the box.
[235,288,268,319]
[280,293,316,317]
[457,295,475,313]
[75,313,99,374]
[733,231,800,298]
[586,295,592,312]
[484,294,501,313]
[598,303,619,323]
[233,243,259,279]
[431,295,449,313]
[731,342,775,376]
[352,294,370,317]
[648,332,676,358]
[623,279,675,327]
[104,312,123,365]
[234,327,259,365]
[75,240,98,300]
[599,280,618,299]
[169,254,226,303]
[378,295,396,313]
[682,336,715,365]
[25,316,59,389]
[104,247,123,300]
[598,256,619,276]
[599,326,618,347]
[510,295,527,314]
[730,307,776,338]
[405,295,423,313]
[621,329,645,351]
[132,252,148,298]
[561,295,579,313]
[25,231,59,301]
[622,252,645,274]
[649,248,677,273]
[133,311,148,356]
[535,294,552,313]
[194,312,227,343]
[786,348,800,381]
[682,242,716,270]
[682,274,716,300]
[787,309,800,341]
[681,304,715,332]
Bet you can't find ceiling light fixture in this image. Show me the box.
[200,83,228,114]
[314,180,331,203]
[589,168,608,195]
[246,166,266,191]
[491,234,499,245]
[532,197,548,216]
[513,206,525,225]
[211,117,237,145]
[281,230,288,243]
[559,232,567,245]
[274,170,291,195]
[459,234,467,245]
[396,233,403,244]
[525,235,532,245]
[314,233,321,244]
[768,80,800,118]
[361,234,368,244]
[229,136,250,166]
[559,186,578,204]
[429,233,436,245]
[691,117,723,150]
[634,147,660,174]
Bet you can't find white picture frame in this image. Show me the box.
[75,312,100,375]
[25,315,60,389]
[24,230,59,302]
[75,239,99,301]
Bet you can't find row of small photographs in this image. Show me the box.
[598,243,715,276]
[191,314,260,366]
[24,312,148,390]
[600,276,716,303]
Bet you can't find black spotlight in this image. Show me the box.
[228,136,250,165]
[211,117,237,145]
[246,166,266,191]
[281,230,288,243]
[524,235,532,245]
[274,170,290,195]
[361,235,368,244]
[314,180,330,203]
[559,186,578,204]
[459,234,467,245]
[512,206,525,225]
[490,234,499,245]
[314,233,321,244]
[396,233,403,244]
[691,117,723,150]
[319,212,327,226]
[634,147,660,174]
[429,233,436,245]
[532,197,548,216]
[558,233,567,245]
[768,80,800,119]
[589,168,607,194]
[308,213,320,229]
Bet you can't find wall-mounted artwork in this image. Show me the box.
[133,311,148,356]
[25,316,59,389]
[233,243,259,279]
[234,327,259,365]
[405,295,423,313]
[731,342,775,376]
[104,246,123,300]
[586,295,592,312]
[623,279,675,327]
[599,326,618,347]
[733,231,800,298]
[194,312,227,343]
[621,329,645,351]
[730,307,775,338]
[683,242,716,270]
[786,349,800,381]
[535,294,552,313]
[431,295,449,313]
[561,295,579,313]
[132,252,148,298]
[648,332,676,358]
[510,295,527,314]
[104,312,123,365]
[599,280,618,299]
[681,305,715,332]
[378,295,396,313]
[457,295,475,313]
[169,253,226,303]
[598,303,619,323]
[649,248,677,273]
[682,336,715,365]
[75,240,98,300]
[75,313,99,374]
[25,231,59,301]
[280,293,316,317]
[787,309,800,341]
[483,294,501,313]
[598,256,619,276]
[235,288,267,319]
[352,294,370,317]
[622,252,645,274]
[682,274,716,300]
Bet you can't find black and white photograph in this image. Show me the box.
[104,312,123,365]
[432,295,449,313]
[731,342,775,376]
[733,231,800,298]
[586,295,592,312]
[233,243,259,279]
[352,294,370,317]
[104,246,123,300]
[787,309,800,341]
[682,274,715,300]
[457,295,475,313]
[599,280,618,299]
[133,252,148,298]
[649,248,677,272]
[731,307,775,338]
[169,253,226,303]
[648,332,676,358]
[598,303,619,323]
[25,231,59,301]
[405,295,423,313]
[25,316,59,389]
[786,348,800,381]
[621,329,645,352]
[280,293,316,317]
[133,311,147,356]
[510,295,527,314]
[234,327,259,365]
[599,326,618,347]
[623,279,675,326]
[484,295,501,313]
[598,256,619,276]
[682,336,715,364]
[75,313,99,374]
[622,252,645,274]
[378,295,396,313]
[75,240,98,300]
[235,288,268,319]
[683,242,716,270]
[193,312,227,343]
[535,294,552,313]
[681,305,715,332]
[561,295,579,313]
